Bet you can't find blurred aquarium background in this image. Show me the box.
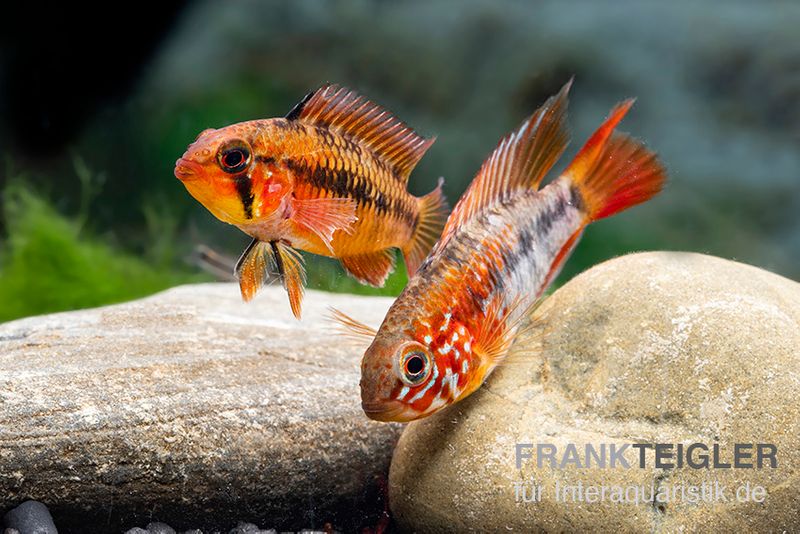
[1,0,798,323]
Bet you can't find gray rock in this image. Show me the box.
[3,501,57,534]
[390,252,800,532]
[0,285,399,532]
[228,522,276,533]
[146,522,176,534]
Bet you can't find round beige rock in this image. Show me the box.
[390,252,800,532]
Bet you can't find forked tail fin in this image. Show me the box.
[564,100,666,221]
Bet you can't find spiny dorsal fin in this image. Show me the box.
[434,81,571,252]
[286,84,435,184]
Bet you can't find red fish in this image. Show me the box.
[341,82,666,421]
[175,85,448,318]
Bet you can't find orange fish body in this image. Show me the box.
[351,82,667,422]
[175,85,447,318]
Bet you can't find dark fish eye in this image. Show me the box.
[401,349,431,386]
[217,140,251,173]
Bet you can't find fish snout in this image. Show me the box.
[361,398,407,422]
[360,375,412,421]
[174,157,204,182]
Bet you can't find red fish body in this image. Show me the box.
[351,82,666,422]
[175,85,447,318]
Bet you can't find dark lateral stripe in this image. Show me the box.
[285,158,416,227]
[465,194,572,297]
[234,174,254,219]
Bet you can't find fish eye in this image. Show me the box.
[400,348,431,386]
[217,140,251,173]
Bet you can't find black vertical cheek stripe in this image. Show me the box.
[234,173,254,219]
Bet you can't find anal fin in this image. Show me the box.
[340,249,396,287]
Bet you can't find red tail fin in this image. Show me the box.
[564,100,666,221]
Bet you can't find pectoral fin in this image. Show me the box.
[472,294,543,367]
[340,249,396,287]
[234,238,307,319]
[291,196,357,253]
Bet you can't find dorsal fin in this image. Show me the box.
[286,84,435,184]
[434,81,571,251]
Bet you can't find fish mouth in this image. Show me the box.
[362,400,415,422]
[174,157,203,182]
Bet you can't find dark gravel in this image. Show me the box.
[3,501,347,534]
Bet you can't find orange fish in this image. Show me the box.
[341,82,666,421]
[174,85,448,318]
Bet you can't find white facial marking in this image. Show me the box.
[409,362,439,402]
[464,341,471,353]
[438,343,452,355]
[440,312,452,331]
[462,359,468,374]
[451,331,459,342]
[396,386,410,400]
[424,335,432,344]
[450,372,460,398]
[424,395,447,413]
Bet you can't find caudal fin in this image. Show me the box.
[564,100,666,221]
[403,177,448,276]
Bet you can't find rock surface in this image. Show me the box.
[0,284,397,533]
[390,252,800,532]
[3,500,58,534]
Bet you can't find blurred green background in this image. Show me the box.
[1,0,798,323]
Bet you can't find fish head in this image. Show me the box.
[175,121,291,225]
[360,331,436,422]
[361,306,484,422]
